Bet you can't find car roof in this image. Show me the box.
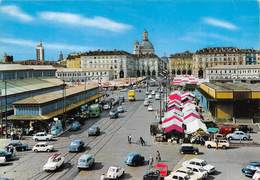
[190,158,204,163]
[172,171,188,177]
[80,154,93,159]
[181,143,193,147]
[10,140,21,143]
[109,166,120,169]
[127,152,139,157]
[36,142,48,145]
[249,162,260,166]
[186,164,201,169]
[72,139,82,143]
[234,130,244,133]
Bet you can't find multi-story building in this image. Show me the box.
[133,31,163,77]
[81,50,135,79]
[206,65,260,82]
[56,68,113,83]
[66,54,81,68]
[193,47,260,78]
[36,42,45,62]
[169,51,193,77]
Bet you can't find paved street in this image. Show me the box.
[1,88,260,180]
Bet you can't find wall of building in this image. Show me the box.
[66,57,81,68]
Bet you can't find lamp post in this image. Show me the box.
[62,80,66,128]
[4,80,7,138]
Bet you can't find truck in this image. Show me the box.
[128,90,136,101]
[89,104,101,118]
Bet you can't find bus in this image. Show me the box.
[89,104,101,118]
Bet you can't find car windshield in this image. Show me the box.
[80,159,86,163]
[201,161,207,166]
[71,141,80,146]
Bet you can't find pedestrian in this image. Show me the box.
[128,135,132,144]
[149,154,154,167]
[10,131,14,140]
[140,137,145,146]
[156,150,161,162]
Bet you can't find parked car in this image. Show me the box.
[104,166,125,179]
[183,158,216,174]
[242,162,260,177]
[143,169,161,180]
[43,153,64,171]
[6,140,29,151]
[164,171,191,180]
[147,105,154,111]
[146,91,149,95]
[226,130,250,141]
[155,93,160,100]
[0,149,13,161]
[219,125,236,135]
[253,171,260,180]
[148,94,153,99]
[103,104,111,110]
[238,125,253,133]
[77,154,95,169]
[109,109,119,119]
[173,166,201,179]
[68,121,81,131]
[69,139,85,152]
[204,121,219,134]
[190,136,207,145]
[117,106,125,113]
[125,152,145,166]
[144,100,150,106]
[185,164,208,179]
[205,139,230,149]
[33,132,53,141]
[32,142,54,152]
[119,96,125,103]
[87,125,100,136]
[151,91,156,95]
[179,144,199,155]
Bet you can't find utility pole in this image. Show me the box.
[62,80,66,129]
[5,80,7,138]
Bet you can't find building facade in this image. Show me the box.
[81,50,135,79]
[66,54,81,68]
[169,51,193,77]
[56,68,114,83]
[206,65,260,82]
[36,42,45,62]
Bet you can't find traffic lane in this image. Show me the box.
[76,95,183,180]
[198,146,260,180]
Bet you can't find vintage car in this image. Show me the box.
[32,142,54,152]
[183,158,215,174]
[68,121,81,131]
[125,152,145,166]
[6,140,29,151]
[164,171,191,180]
[0,149,14,161]
[227,131,250,141]
[180,144,199,155]
[104,166,125,179]
[69,139,85,152]
[185,164,208,179]
[43,153,65,171]
[253,171,260,180]
[143,169,161,180]
[147,105,154,111]
[77,154,95,169]
[242,162,260,177]
[205,139,230,149]
[33,132,53,141]
[87,125,100,136]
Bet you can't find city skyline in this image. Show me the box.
[0,0,259,60]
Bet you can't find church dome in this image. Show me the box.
[141,40,154,50]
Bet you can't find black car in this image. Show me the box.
[109,109,119,119]
[125,152,145,166]
[180,144,199,155]
[0,150,13,161]
[143,169,161,180]
[238,125,253,133]
[6,140,29,151]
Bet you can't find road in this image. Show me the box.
[1,88,260,180]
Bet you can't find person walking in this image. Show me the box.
[149,154,154,169]
[156,150,161,162]
[140,137,145,146]
[128,135,132,144]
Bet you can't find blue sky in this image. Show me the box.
[0,0,259,60]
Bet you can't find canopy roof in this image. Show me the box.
[185,119,208,134]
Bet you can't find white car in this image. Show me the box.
[147,105,153,111]
[164,171,190,180]
[103,104,111,110]
[185,164,208,179]
[33,132,53,141]
[151,91,156,95]
[148,94,153,99]
[155,93,160,100]
[105,166,125,179]
[32,142,54,152]
[144,100,149,106]
[43,153,65,171]
[173,166,202,179]
[253,171,260,180]
[0,156,6,164]
[183,158,215,174]
[205,139,230,149]
[145,91,149,95]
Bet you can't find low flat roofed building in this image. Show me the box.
[206,65,260,82]
[56,68,114,83]
[10,84,102,121]
[198,82,260,122]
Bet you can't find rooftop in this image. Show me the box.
[196,47,260,55]
[0,64,56,71]
[207,64,260,70]
[170,51,193,58]
[13,84,98,105]
[56,68,113,72]
[201,82,260,92]
[81,50,132,56]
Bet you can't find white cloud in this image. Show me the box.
[0,37,92,50]
[203,17,238,31]
[0,5,33,22]
[38,11,132,32]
